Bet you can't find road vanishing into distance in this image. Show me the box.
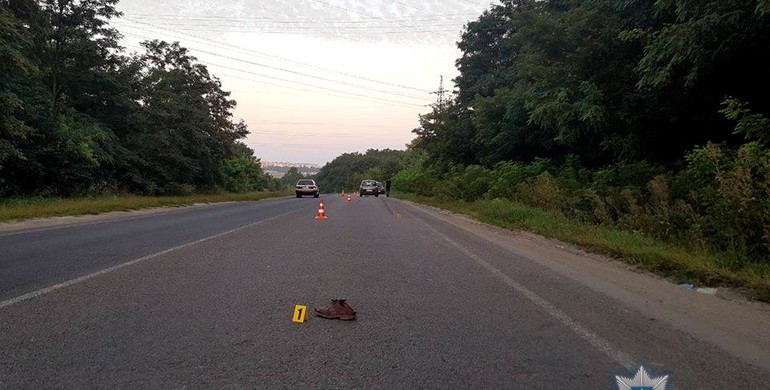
[2,196,770,388]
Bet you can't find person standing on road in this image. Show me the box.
[385,179,392,197]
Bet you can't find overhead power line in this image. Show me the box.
[384,0,449,18]
[119,18,433,93]
[184,48,427,100]
[123,41,424,108]
[123,31,427,101]
[125,27,465,35]
[125,27,466,35]
[311,0,434,34]
[116,22,470,34]
[247,130,410,139]
[208,68,426,107]
[214,71,425,108]
[249,120,410,126]
[118,21,465,29]
[124,13,477,22]
[455,0,491,6]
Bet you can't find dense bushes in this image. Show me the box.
[395,140,770,264]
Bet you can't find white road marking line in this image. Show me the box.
[411,208,637,369]
[0,207,305,310]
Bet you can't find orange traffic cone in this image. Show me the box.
[315,199,328,219]
[346,195,352,204]
[341,190,345,197]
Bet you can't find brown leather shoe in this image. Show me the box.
[337,299,357,315]
[315,299,356,320]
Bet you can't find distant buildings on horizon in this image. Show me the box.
[262,161,320,169]
[262,161,320,178]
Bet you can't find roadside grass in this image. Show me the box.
[0,191,291,223]
[397,193,770,302]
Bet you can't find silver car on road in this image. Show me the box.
[295,179,319,198]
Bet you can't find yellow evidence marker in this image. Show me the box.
[292,305,308,323]
[397,213,402,220]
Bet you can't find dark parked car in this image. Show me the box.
[360,180,379,197]
[376,181,386,195]
[296,179,319,198]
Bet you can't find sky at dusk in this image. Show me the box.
[114,0,494,165]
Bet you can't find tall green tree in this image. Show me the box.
[33,0,123,109]
[454,0,533,106]
[1,0,125,195]
[412,102,478,167]
[0,7,34,178]
[412,0,770,170]
[622,0,770,159]
[129,40,248,193]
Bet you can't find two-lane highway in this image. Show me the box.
[1,196,769,388]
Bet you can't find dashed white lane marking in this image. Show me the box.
[410,207,636,369]
[0,207,305,310]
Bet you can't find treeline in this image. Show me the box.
[315,149,406,192]
[0,0,271,196]
[395,0,770,263]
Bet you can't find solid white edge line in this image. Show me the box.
[408,205,637,370]
[0,207,305,310]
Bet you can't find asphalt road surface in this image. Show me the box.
[1,195,769,389]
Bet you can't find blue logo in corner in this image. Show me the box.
[616,366,668,390]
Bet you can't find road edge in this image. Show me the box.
[0,196,292,235]
[389,197,770,372]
